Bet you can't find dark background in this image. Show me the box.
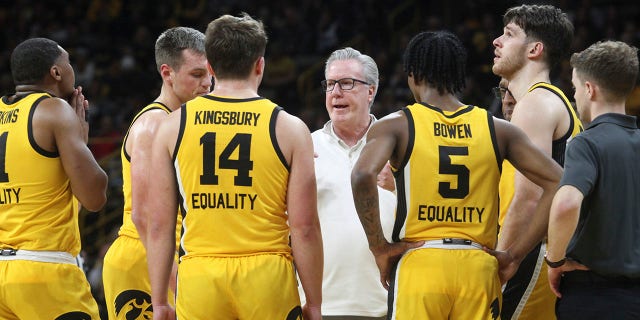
[2,0,639,317]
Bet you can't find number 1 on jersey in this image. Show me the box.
[0,132,8,182]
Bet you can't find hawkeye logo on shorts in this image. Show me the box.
[54,312,91,320]
[490,297,500,319]
[115,289,152,319]
[286,305,303,320]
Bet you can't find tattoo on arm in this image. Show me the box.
[354,191,386,247]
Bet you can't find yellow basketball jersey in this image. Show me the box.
[0,93,80,255]
[530,82,583,163]
[393,103,501,248]
[498,83,583,227]
[119,102,172,239]
[498,160,516,227]
[174,95,290,258]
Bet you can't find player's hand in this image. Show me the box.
[548,260,589,298]
[69,86,90,142]
[371,241,424,290]
[302,303,321,320]
[69,86,89,119]
[483,247,519,285]
[151,304,175,320]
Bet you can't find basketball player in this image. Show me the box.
[0,37,107,319]
[102,27,211,319]
[351,30,562,319]
[145,13,323,320]
[492,5,582,319]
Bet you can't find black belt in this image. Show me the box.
[0,249,17,256]
[443,238,474,245]
[563,270,640,286]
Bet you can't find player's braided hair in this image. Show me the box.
[403,30,467,95]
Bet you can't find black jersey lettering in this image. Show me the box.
[418,204,484,223]
[191,192,257,210]
[433,122,472,139]
[0,187,21,204]
[0,109,19,124]
[194,111,260,126]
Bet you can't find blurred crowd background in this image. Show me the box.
[1,0,639,317]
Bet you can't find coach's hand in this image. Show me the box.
[548,260,589,298]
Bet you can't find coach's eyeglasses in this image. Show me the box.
[492,86,513,100]
[321,78,370,92]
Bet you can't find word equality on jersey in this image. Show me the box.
[191,192,258,210]
[194,110,261,126]
[0,188,21,204]
[417,204,485,223]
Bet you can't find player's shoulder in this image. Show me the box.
[276,109,310,134]
[37,95,70,109]
[34,96,76,123]
[370,110,408,135]
[523,87,566,110]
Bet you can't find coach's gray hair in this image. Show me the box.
[325,47,379,107]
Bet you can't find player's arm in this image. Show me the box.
[130,110,170,248]
[497,92,557,250]
[490,119,561,282]
[276,111,323,319]
[43,89,107,211]
[145,112,179,315]
[351,112,422,289]
[352,116,398,249]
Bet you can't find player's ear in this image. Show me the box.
[255,56,265,76]
[160,64,173,83]
[50,66,62,80]
[527,41,544,59]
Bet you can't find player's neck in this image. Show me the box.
[212,79,260,99]
[418,89,464,112]
[156,86,183,111]
[14,85,56,98]
[508,64,550,101]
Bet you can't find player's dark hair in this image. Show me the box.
[205,12,267,80]
[403,31,467,95]
[10,38,62,85]
[504,5,574,69]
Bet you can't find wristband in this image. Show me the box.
[544,253,566,268]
